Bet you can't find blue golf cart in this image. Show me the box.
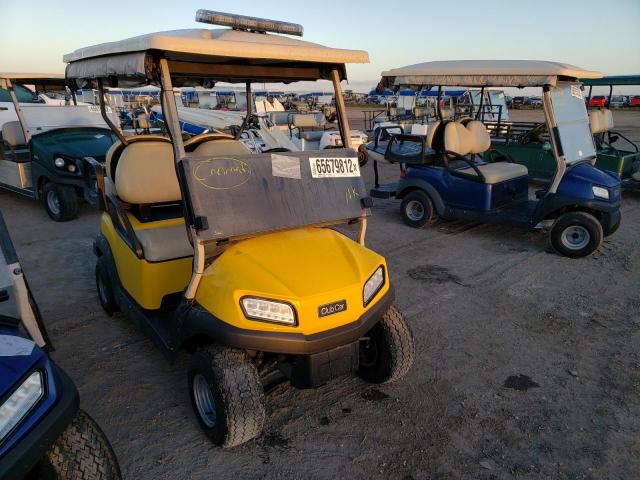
[0,211,121,479]
[367,60,622,258]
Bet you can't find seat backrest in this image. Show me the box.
[292,113,325,129]
[269,111,290,125]
[443,120,490,156]
[2,121,26,147]
[465,121,491,153]
[114,140,181,205]
[589,110,605,134]
[106,135,171,182]
[426,121,441,148]
[444,122,473,156]
[410,124,429,136]
[191,139,250,157]
[589,109,614,134]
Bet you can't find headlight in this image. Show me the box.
[363,266,385,306]
[241,297,296,325]
[54,157,65,168]
[592,186,609,199]
[0,371,44,441]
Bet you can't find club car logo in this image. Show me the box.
[193,157,252,190]
[318,300,347,318]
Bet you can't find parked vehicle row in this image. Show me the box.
[0,9,638,479]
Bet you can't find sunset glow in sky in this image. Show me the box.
[1,0,639,93]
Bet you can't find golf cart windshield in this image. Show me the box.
[181,148,367,243]
[550,82,596,164]
[0,212,50,348]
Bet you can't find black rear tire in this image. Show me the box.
[28,410,122,480]
[358,304,415,384]
[400,190,436,228]
[43,183,79,222]
[96,258,118,316]
[550,211,603,258]
[188,345,266,448]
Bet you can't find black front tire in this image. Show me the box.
[602,211,621,237]
[358,304,415,384]
[28,410,122,480]
[550,211,603,258]
[400,190,436,228]
[96,257,118,316]
[188,345,266,448]
[358,145,368,167]
[43,183,79,222]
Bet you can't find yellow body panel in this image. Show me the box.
[195,227,389,336]
[101,213,192,309]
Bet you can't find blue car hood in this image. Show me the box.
[567,163,620,188]
[0,326,44,397]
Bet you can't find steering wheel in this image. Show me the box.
[516,122,546,144]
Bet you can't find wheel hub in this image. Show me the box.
[405,200,424,221]
[561,225,590,250]
[193,374,217,427]
[46,191,60,215]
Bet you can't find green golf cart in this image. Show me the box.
[0,74,117,221]
[583,75,640,190]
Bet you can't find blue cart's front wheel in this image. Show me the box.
[550,211,603,258]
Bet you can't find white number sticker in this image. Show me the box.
[88,105,112,113]
[309,157,360,178]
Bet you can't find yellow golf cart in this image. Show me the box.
[64,10,414,447]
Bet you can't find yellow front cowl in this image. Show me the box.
[196,227,389,336]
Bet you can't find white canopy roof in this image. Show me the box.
[0,73,65,80]
[64,28,368,65]
[381,60,602,87]
[0,73,67,90]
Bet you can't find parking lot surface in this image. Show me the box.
[1,109,639,479]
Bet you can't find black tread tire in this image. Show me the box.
[550,211,603,258]
[188,345,266,448]
[358,145,368,167]
[400,190,436,228]
[358,303,415,384]
[37,410,122,480]
[602,211,621,237]
[43,183,79,222]
[95,258,118,316]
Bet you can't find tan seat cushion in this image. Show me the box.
[458,162,528,184]
[135,223,193,262]
[292,113,325,129]
[589,109,614,134]
[192,139,250,156]
[426,121,441,148]
[115,141,181,204]
[465,121,491,153]
[2,121,26,147]
[444,120,491,155]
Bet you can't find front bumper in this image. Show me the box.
[183,285,396,355]
[0,364,79,480]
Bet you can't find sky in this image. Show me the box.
[1,0,639,94]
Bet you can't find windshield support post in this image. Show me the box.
[542,85,565,195]
[235,81,252,140]
[476,87,485,120]
[159,58,186,161]
[331,68,352,149]
[6,78,32,144]
[97,79,127,145]
[436,86,443,121]
[158,58,203,301]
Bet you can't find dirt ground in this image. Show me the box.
[2,109,639,479]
